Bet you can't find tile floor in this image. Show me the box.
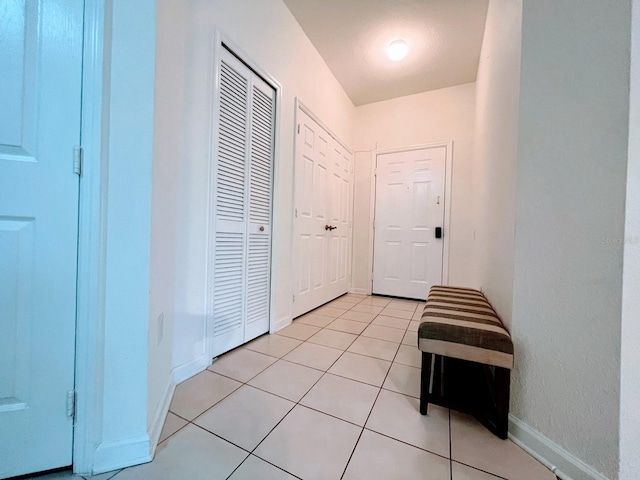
[29,294,556,480]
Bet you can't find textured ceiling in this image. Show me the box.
[283,0,489,106]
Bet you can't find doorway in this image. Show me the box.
[372,144,451,300]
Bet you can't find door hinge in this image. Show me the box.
[66,389,76,420]
[297,124,300,134]
[73,146,83,176]
[295,208,298,218]
[292,294,295,303]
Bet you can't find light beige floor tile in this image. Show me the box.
[169,371,241,420]
[295,312,335,328]
[408,320,420,332]
[328,299,356,310]
[283,342,343,371]
[450,411,555,480]
[314,305,348,318]
[386,299,420,312]
[300,373,379,426]
[327,318,368,335]
[255,405,361,480]
[351,304,384,315]
[248,360,323,402]
[365,389,450,457]
[361,324,405,343]
[209,348,277,382]
[84,471,122,480]
[344,293,367,300]
[328,352,391,387]
[394,344,422,368]
[357,296,391,307]
[372,315,410,330]
[402,330,417,346]
[194,385,294,451]
[113,424,247,480]
[275,322,321,341]
[451,462,503,479]
[340,310,377,323]
[382,362,421,398]
[412,310,424,320]
[336,295,362,304]
[343,429,450,480]
[380,307,414,319]
[228,456,297,480]
[347,336,399,362]
[308,329,358,350]
[245,334,302,358]
[158,412,188,443]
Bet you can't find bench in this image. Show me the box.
[417,285,514,439]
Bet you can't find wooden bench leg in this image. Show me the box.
[495,367,511,439]
[420,352,432,415]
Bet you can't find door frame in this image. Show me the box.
[368,142,453,295]
[205,29,283,358]
[291,98,354,319]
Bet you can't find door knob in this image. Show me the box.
[325,225,337,231]
[259,226,265,232]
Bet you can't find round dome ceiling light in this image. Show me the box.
[387,39,409,61]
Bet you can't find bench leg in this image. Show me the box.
[495,367,511,439]
[420,352,432,415]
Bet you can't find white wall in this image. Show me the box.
[165,0,355,379]
[473,0,521,331]
[619,1,640,477]
[91,0,156,472]
[351,83,476,292]
[512,1,630,477]
[147,0,187,449]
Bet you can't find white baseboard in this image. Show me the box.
[349,287,370,295]
[92,434,151,475]
[272,314,291,333]
[172,353,211,385]
[147,375,176,457]
[508,415,609,480]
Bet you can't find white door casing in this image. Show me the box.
[0,1,83,477]
[210,47,275,358]
[373,146,447,300]
[292,107,353,317]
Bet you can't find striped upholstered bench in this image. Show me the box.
[418,285,514,438]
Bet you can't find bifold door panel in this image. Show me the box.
[211,47,275,357]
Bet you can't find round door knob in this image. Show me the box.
[259,226,265,232]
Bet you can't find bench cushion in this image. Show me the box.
[418,286,514,369]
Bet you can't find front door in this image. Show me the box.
[373,146,446,300]
[0,1,83,477]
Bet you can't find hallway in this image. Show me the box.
[43,294,553,480]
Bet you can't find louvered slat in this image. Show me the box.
[217,59,248,222]
[213,232,243,337]
[249,86,274,224]
[246,234,270,325]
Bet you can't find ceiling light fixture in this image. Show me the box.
[387,39,409,61]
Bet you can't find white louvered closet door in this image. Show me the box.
[212,48,275,357]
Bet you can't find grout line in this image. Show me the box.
[449,409,454,480]
[450,460,509,480]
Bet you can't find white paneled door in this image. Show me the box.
[293,108,352,318]
[373,146,446,300]
[211,47,275,358]
[0,1,82,477]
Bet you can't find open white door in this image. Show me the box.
[292,108,352,317]
[0,1,83,477]
[373,146,447,300]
